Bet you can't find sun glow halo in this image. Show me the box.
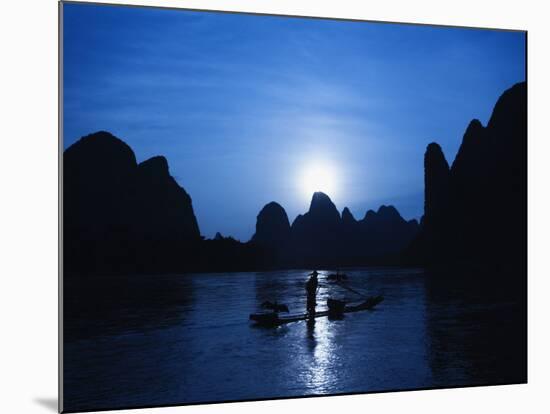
[300,162,338,200]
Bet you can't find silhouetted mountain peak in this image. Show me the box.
[462,119,485,149]
[424,142,451,215]
[451,119,487,174]
[310,191,331,205]
[251,201,291,246]
[342,207,356,223]
[413,81,527,268]
[75,130,126,145]
[64,131,201,275]
[359,205,407,227]
[137,154,194,208]
[290,213,301,223]
[363,209,377,221]
[377,205,400,219]
[488,81,526,131]
[64,130,137,174]
[289,192,342,262]
[262,201,287,215]
[138,156,169,177]
[466,118,484,135]
[425,142,450,172]
[308,192,340,219]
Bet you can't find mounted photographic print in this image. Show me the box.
[60,1,527,412]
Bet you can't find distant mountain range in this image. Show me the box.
[63,81,526,274]
[63,131,416,273]
[251,192,418,267]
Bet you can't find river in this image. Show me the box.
[63,267,526,412]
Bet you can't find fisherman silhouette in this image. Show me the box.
[306,270,319,319]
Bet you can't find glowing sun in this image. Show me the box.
[300,162,338,200]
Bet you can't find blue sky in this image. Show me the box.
[63,3,526,240]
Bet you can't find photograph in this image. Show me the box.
[61,2,527,412]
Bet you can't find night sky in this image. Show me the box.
[63,3,525,240]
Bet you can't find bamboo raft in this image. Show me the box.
[249,295,383,327]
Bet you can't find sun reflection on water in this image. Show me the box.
[301,316,341,393]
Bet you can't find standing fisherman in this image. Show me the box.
[306,270,319,319]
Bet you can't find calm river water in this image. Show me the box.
[63,268,526,412]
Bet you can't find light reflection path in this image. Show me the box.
[307,318,336,393]
[301,308,346,392]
